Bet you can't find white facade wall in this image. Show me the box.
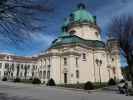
[68,24,101,40]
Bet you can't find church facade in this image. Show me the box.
[0,4,123,84]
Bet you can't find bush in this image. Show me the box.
[32,78,41,84]
[2,77,7,81]
[47,78,56,86]
[14,77,21,82]
[119,79,125,83]
[57,83,85,89]
[84,81,94,90]
[108,78,116,85]
[29,77,33,80]
[21,79,32,84]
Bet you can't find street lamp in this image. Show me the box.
[96,59,102,85]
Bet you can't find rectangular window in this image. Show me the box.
[76,70,79,78]
[39,71,42,78]
[0,63,2,69]
[43,71,46,79]
[21,65,23,69]
[64,57,67,65]
[82,53,86,61]
[5,63,9,69]
[76,57,78,67]
[47,71,50,79]
[48,65,51,70]
[11,64,14,71]
[33,65,35,70]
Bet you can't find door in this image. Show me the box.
[64,73,67,84]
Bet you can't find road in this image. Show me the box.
[0,81,132,100]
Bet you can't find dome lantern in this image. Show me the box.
[77,3,86,10]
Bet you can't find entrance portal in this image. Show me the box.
[64,73,67,84]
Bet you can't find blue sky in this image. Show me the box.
[0,0,132,61]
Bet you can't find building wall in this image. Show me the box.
[0,43,123,84]
[43,44,122,84]
[68,24,101,40]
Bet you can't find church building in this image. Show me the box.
[0,4,123,84]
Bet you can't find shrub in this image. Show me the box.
[84,81,94,90]
[32,78,41,84]
[2,77,7,81]
[29,77,33,80]
[47,78,56,86]
[119,79,125,83]
[108,78,116,85]
[14,77,21,82]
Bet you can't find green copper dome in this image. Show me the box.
[73,7,95,23]
[62,3,95,27]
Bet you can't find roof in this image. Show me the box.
[50,35,105,49]
[0,54,37,63]
[62,3,95,28]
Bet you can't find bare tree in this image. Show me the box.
[108,15,133,86]
[0,0,53,46]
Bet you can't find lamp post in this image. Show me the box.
[96,59,102,85]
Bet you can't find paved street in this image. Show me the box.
[0,81,132,100]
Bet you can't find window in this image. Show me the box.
[43,71,46,79]
[48,65,51,70]
[112,58,114,62]
[5,63,9,69]
[21,65,23,69]
[11,64,14,71]
[39,71,42,78]
[76,57,78,67]
[32,72,34,77]
[4,71,7,76]
[20,72,23,77]
[0,63,2,69]
[64,57,67,65]
[28,65,30,69]
[70,30,76,35]
[33,65,35,70]
[11,73,13,77]
[95,32,99,37]
[76,70,79,78]
[82,53,86,60]
[47,71,50,79]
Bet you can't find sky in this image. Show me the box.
[0,0,132,62]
